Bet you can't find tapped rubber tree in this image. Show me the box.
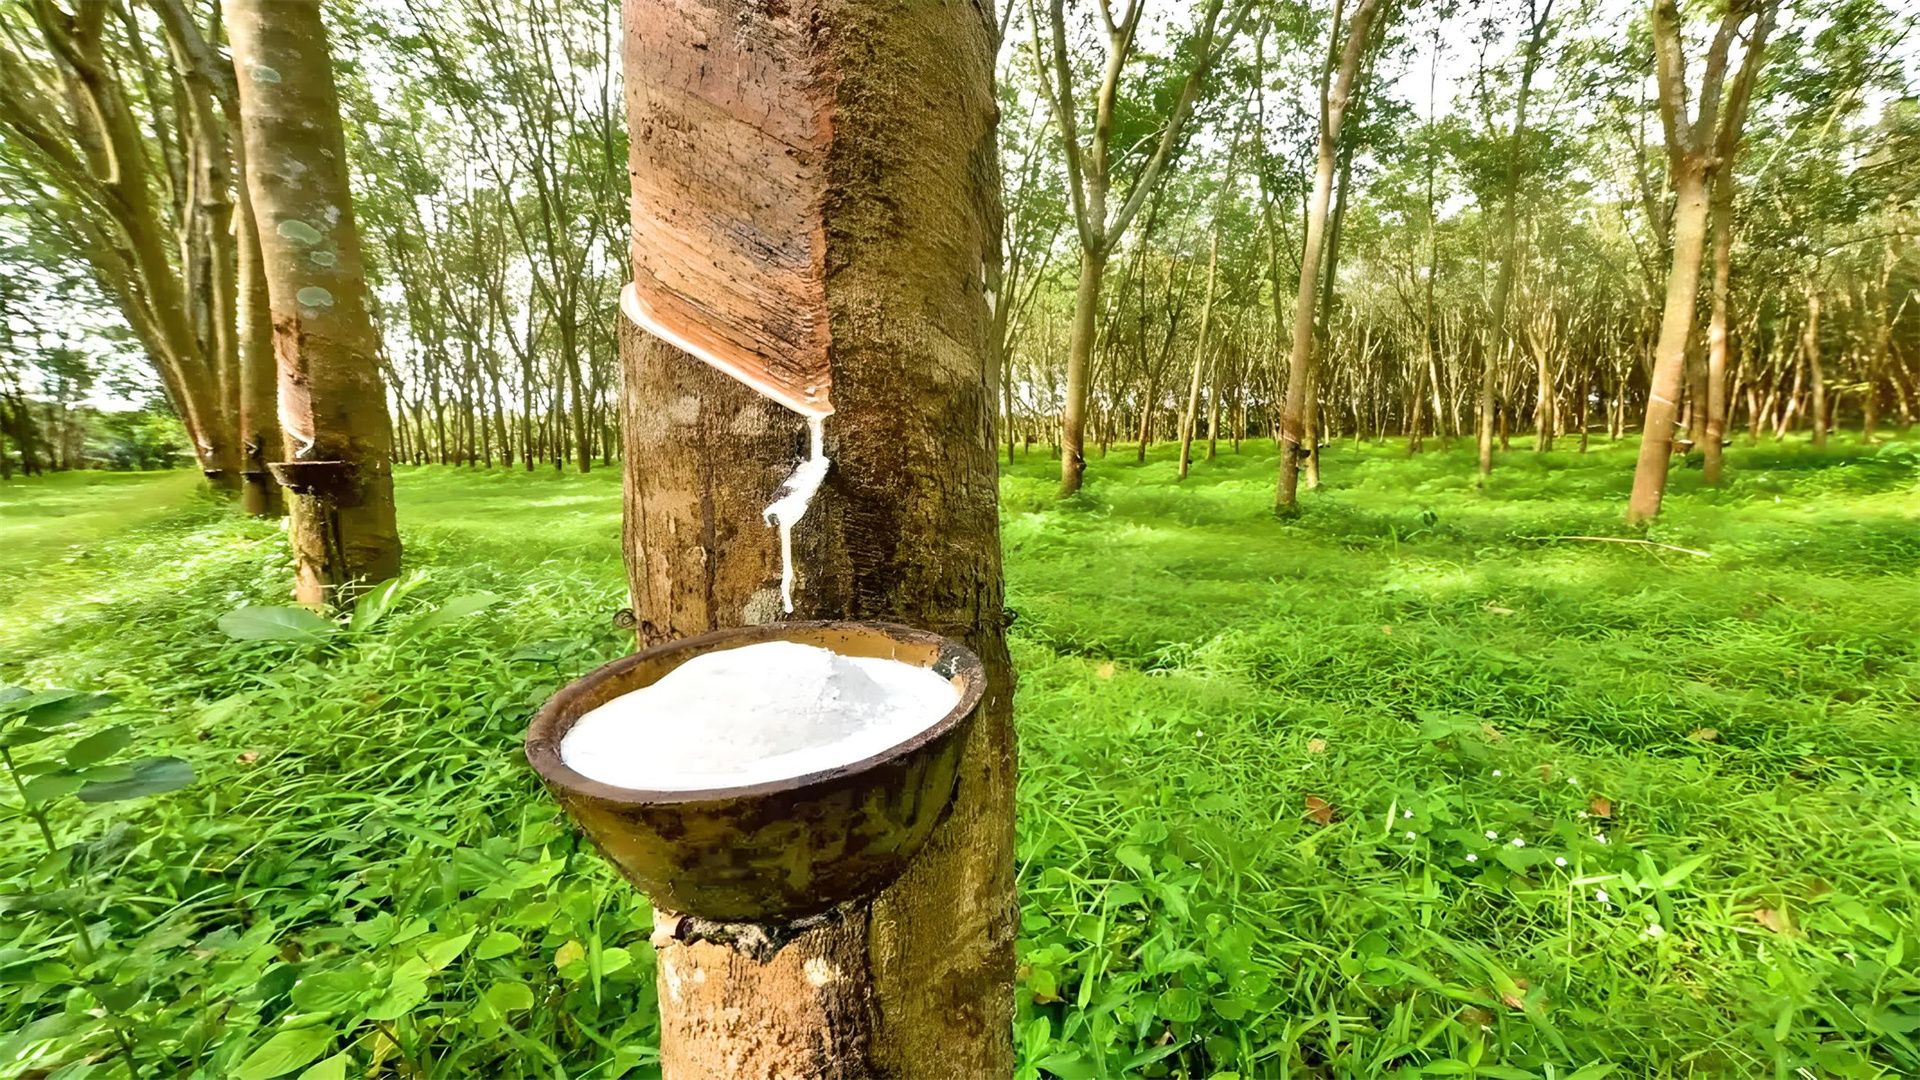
[618,0,1012,1075]
[227,0,401,602]
[1030,0,1252,496]
[0,2,242,492]
[1476,0,1555,482]
[1275,0,1385,514]
[1626,0,1776,524]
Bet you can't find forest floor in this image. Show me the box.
[2,434,1917,1079]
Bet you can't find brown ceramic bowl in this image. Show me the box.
[525,621,983,922]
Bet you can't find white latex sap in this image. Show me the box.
[559,640,958,790]
[762,414,829,613]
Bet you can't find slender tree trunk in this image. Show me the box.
[621,2,1012,1075]
[228,0,400,603]
[1702,173,1735,483]
[233,136,284,516]
[1480,1,1552,480]
[1804,287,1826,448]
[1278,131,1337,513]
[564,320,592,472]
[1205,339,1225,460]
[1626,166,1710,524]
[1176,233,1219,480]
[1059,247,1104,495]
[1275,0,1381,509]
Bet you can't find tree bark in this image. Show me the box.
[1701,169,1735,483]
[1059,247,1104,494]
[1804,286,1827,448]
[228,0,401,603]
[1479,0,1553,480]
[1626,0,1774,523]
[1178,228,1220,479]
[1627,165,1710,523]
[233,127,284,517]
[620,1,1012,1075]
[1277,0,1380,513]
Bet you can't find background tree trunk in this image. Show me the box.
[228,0,401,602]
[1628,166,1710,523]
[1278,0,1380,513]
[233,135,284,517]
[620,1,1013,1075]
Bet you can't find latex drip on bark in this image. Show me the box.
[762,414,828,613]
[620,283,830,614]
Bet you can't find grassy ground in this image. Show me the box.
[1,435,1917,1078]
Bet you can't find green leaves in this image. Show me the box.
[76,756,194,803]
[218,589,497,647]
[481,980,535,1013]
[474,930,523,960]
[0,689,114,748]
[66,724,131,768]
[219,606,338,642]
[232,1025,334,1080]
[290,966,375,1015]
[0,690,192,811]
[399,592,500,638]
[1155,985,1203,1022]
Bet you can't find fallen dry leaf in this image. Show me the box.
[1305,795,1336,825]
[1307,737,1328,754]
[1486,604,1516,616]
[1095,661,1116,680]
[1459,1006,1495,1029]
[1689,727,1720,742]
[1751,908,1790,934]
[1589,796,1613,819]
[1380,625,1393,635]
[1501,978,1531,1010]
[1481,723,1505,742]
[236,751,260,765]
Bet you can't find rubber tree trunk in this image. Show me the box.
[1474,0,1557,476]
[1177,229,1220,480]
[619,2,1013,1076]
[1060,247,1104,495]
[1701,169,1735,484]
[233,136,284,517]
[228,0,401,603]
[1277,0,1379,513]
[1803,287,1827,448]
[1626,165,1711,525]
[1277,133,1337,512]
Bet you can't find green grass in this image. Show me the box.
[2,435,1917,1078]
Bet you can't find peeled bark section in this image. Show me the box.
[625,0,833,418]
[227,0,401,602]
[619,1,1012,1075]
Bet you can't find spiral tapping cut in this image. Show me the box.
[762,414,829,613]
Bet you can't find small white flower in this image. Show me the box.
[1510,838,1525,847]
[1577,811,1590,819]
[1405,831,1417,840]
[1492,770,1503,778]
[1485,830,1499,840]
[1466,853,1479,862]
[1554,856,1568,867]
[1567,778,1579,786]
[1594,888,1610,904]
[1403,810,1414,819]
[1595,833,1609,844]
[1644,923,1665,938]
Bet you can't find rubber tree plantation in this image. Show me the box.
[0,0,1917,1077]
